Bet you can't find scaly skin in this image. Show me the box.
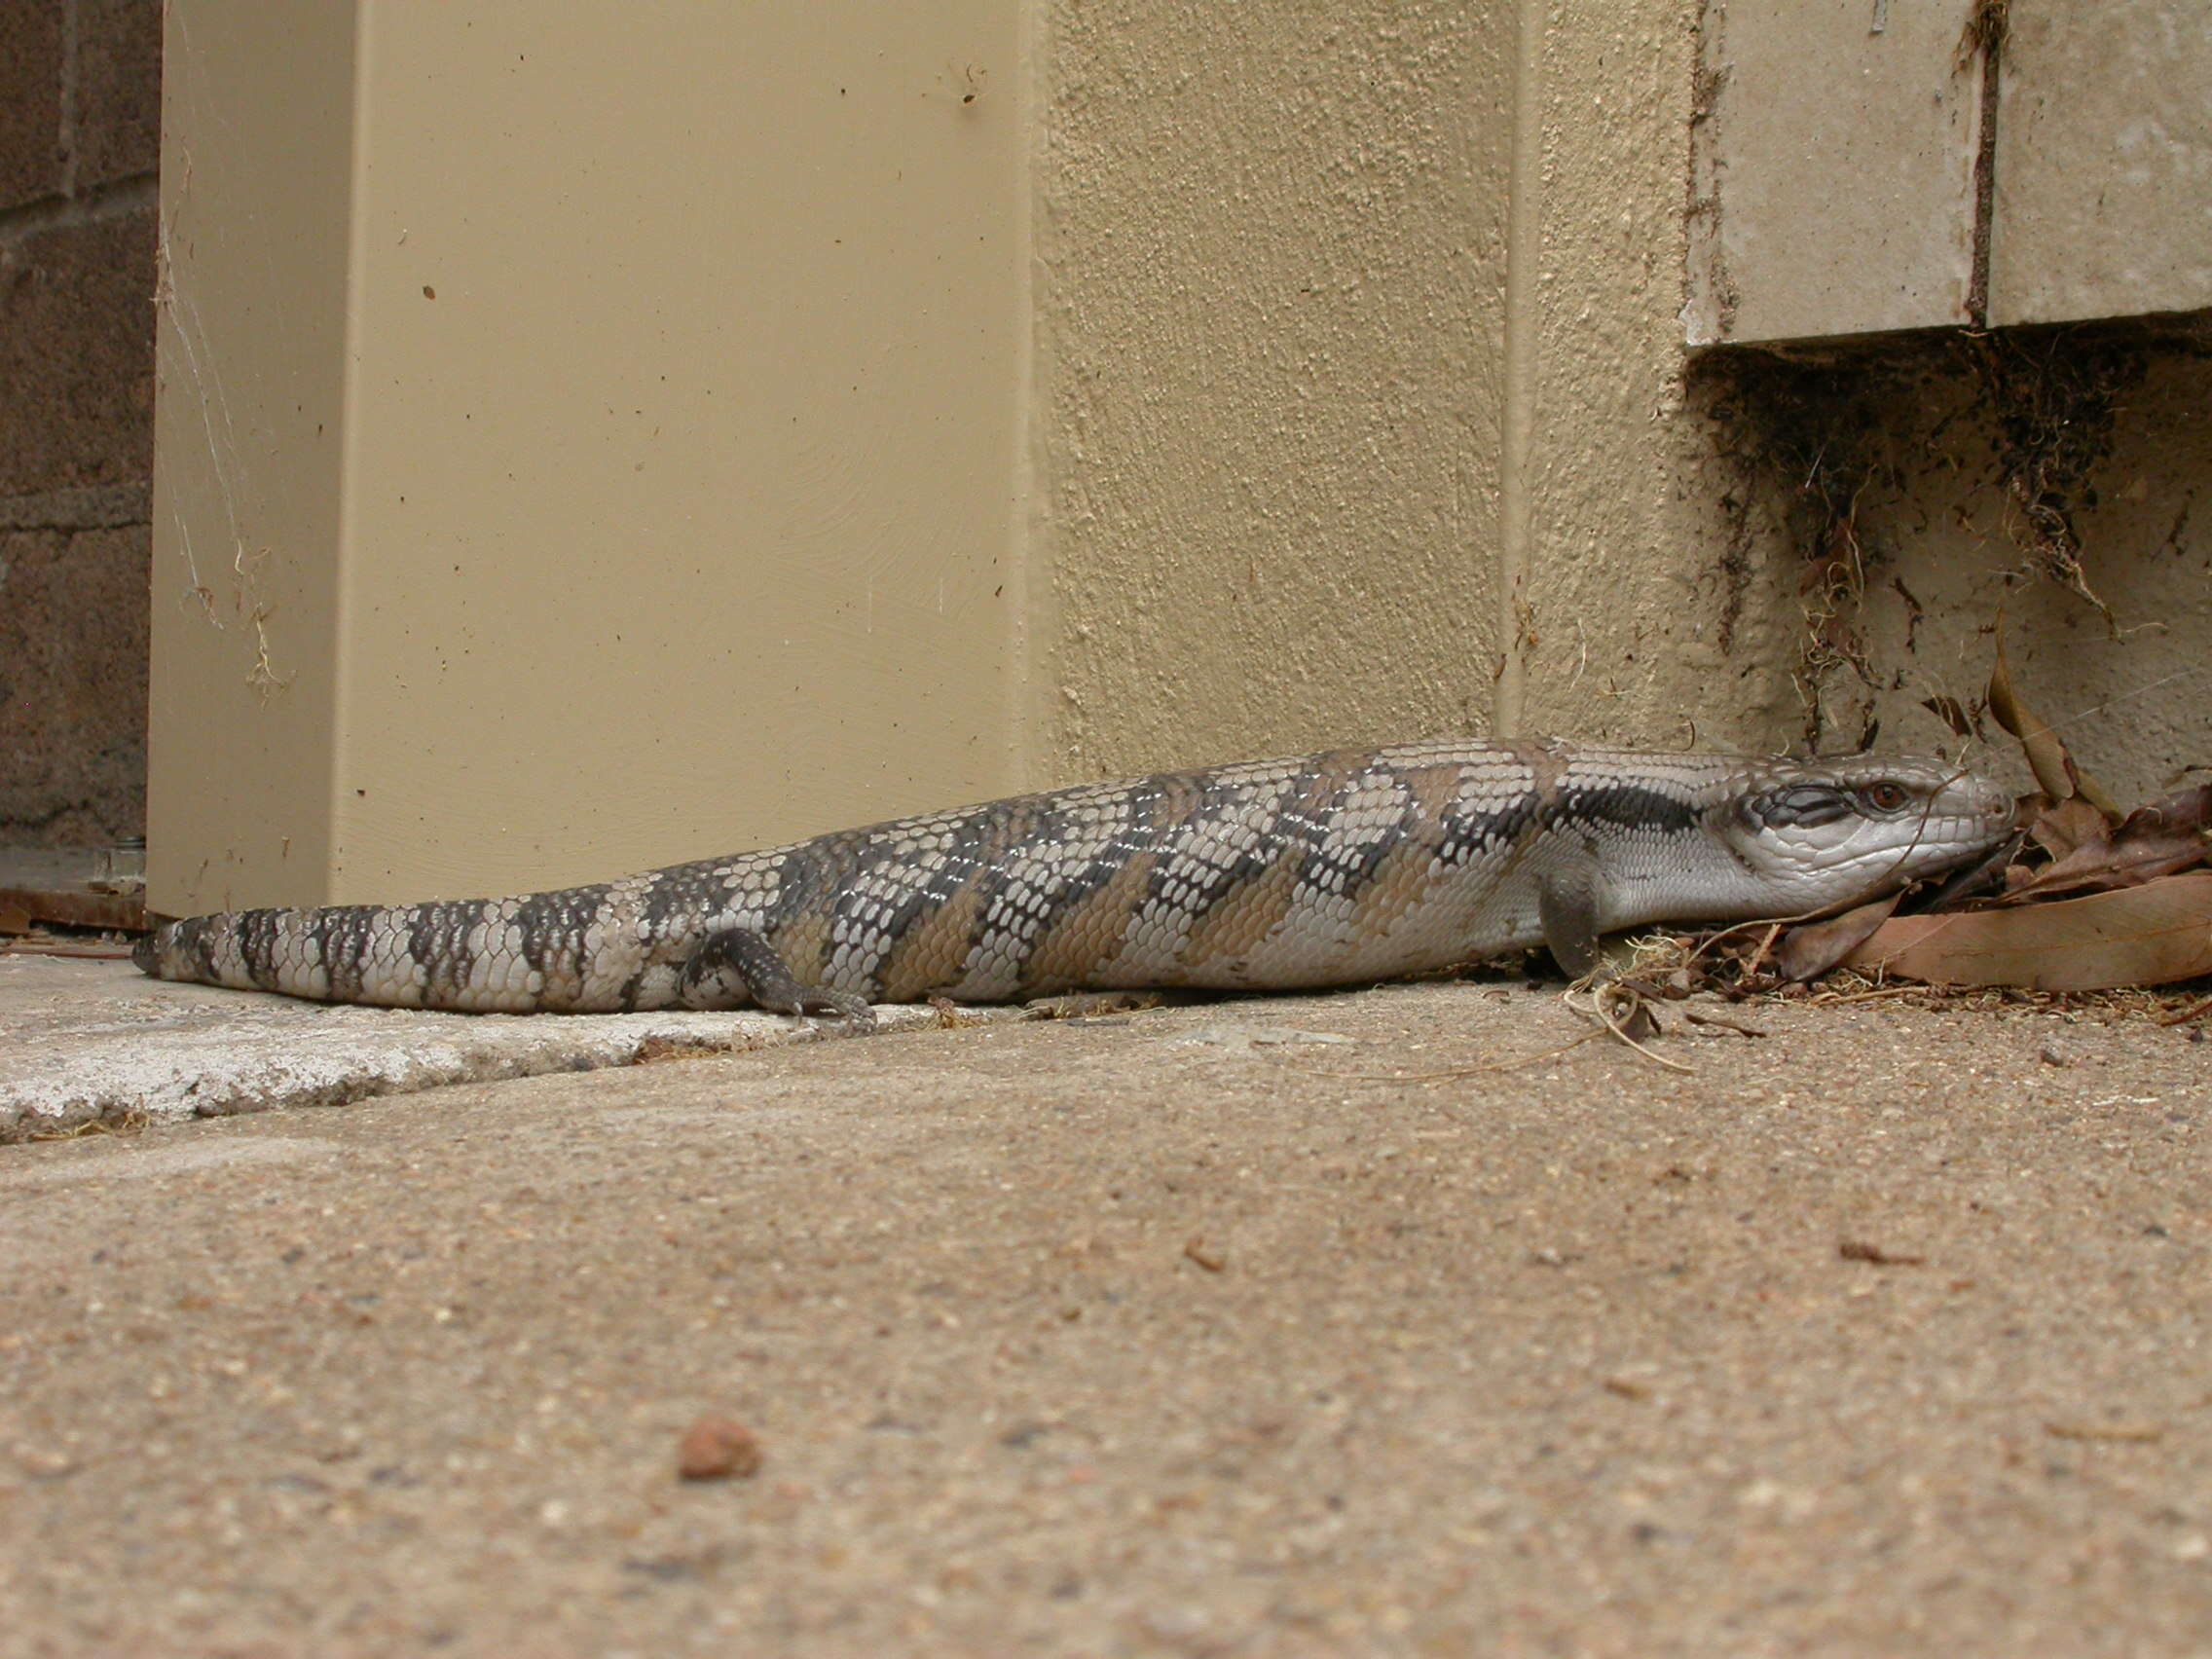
[134,740,2017,1016]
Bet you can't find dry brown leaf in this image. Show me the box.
[2024,796,2115,864]
[1774,894,1904,983]
[1987,634,2120,819]
[2007,829,2206,901]
[2005,783,2210,902]
[1919,693,1979,740]
[1844,870,2212,991]
[1917,830,2027,913]
[2124,782,2212,840]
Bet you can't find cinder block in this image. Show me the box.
[1686,0,1982,345]
[0,519,151,843]
[0,212,156,496]
[0,0,66,210]
[76,0,164,187]
[1989,1,2212,325]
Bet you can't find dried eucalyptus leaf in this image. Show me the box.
[1845,871,2212,991]
[1987,635,2120,818]
[1774,895,1903,983]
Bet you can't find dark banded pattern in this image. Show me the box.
[133,739,2016,1016]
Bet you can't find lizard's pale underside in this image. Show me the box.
[135,739,2016,1019]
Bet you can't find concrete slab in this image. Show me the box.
[0,951,1004,1142]
[1990,0,2212,325]
[2,973,2208,1653]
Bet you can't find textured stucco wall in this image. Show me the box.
[1498,0,1810,749]
[1033,2,1516,778]
[1032,0,1827,772]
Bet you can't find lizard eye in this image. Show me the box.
[1861,781,1911,813]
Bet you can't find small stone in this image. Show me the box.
[1183,1236,1227,1272]
[2040,1041,2073,1067]
[677,1414,761,1482]
[13,1444,78,1480]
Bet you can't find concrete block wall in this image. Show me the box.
[0,0,160,846]
[1687,0,2212,345]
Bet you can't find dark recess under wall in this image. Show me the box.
[1692,309,2208,751]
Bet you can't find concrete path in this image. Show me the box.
[0,951,1003,1142]
[2,957,2208,1655]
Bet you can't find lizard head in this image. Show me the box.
[1719,756,2020,912]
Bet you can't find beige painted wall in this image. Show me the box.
[149,0,354,907]
[154,0,1537,913]
[1032,1,1514,777]
[152,0,1030,911]
[147,0,2212,913]
[1025,0,1830,772]
[1493,0,1818,753]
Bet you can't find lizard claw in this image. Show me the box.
[803,989,877,1029]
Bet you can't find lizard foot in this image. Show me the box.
[681,928,878,1029]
